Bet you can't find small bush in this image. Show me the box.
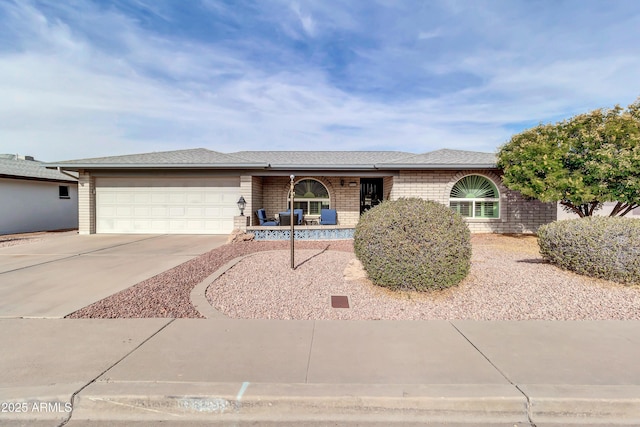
[354,198,471,291]
[538,217,640,284]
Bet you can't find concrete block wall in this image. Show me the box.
[261,176,360,226]
[78,170,95,235]
[390,169,556,233]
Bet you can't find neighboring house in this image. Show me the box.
[0,154,78,235]
[557,202,640,220]
[48,148,556,236]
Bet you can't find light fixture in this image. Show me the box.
[237,196,246,216]
[340,179,345,187]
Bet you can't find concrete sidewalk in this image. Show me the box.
[1,319,639,426]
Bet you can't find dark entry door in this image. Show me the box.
[360,178,384,214]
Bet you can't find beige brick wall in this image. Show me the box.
[390,169,556,233]
[240,175,264,226]
[261,176,360,226]
[233,215,249,230]
[383,176,394,201]
[77,170,95,235]
[250,176,263,226]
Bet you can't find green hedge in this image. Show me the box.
[354,198,471,291]
[538,217,640,284]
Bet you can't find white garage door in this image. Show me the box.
[96,177,240,234]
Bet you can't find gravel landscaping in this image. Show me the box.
[67,234,640,320]
[0,230,77,248]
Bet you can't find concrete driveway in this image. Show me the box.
[0,234,228,318]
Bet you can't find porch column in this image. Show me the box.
[78,170,96,235]
[233,215,249,231]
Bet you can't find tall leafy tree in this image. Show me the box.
[497,98,640,217]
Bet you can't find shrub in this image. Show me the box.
[354,198,471,291]
[538,217,640,284]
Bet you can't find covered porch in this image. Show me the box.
[240,174,393,229]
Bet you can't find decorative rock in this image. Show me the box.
[227,229,255,244]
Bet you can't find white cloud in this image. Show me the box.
[290,2,316,37]
[1,0,640,161]
[417,29,442,40]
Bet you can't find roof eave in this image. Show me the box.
[46,163,269,170]
[0,173,77,183]
[375,163,498,169]
[267,164,379,170]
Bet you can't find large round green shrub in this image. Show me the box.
[538,217,640,284]
[354,198,471,291]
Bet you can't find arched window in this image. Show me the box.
[449,175,500,219]
[289,179,330,215]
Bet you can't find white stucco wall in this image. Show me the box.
[557,201,640,220]
[0,178,79,234]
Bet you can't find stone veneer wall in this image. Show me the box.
[77,170,95,235]
[389,169,556,233]
[261,176,361,226]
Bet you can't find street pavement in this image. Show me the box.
[1,235,639,426]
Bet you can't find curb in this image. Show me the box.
[69,382,530,424]
[4,382,640,425]
[522,384,640,425]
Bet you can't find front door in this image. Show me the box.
[360,178,384,214]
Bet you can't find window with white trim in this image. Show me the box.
[449,175,499,219]
[289,179,330,215]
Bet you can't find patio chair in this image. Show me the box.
[281,209,303,225]
[278,212,292,226]
[319,208,337,225]
[257,209,279,226]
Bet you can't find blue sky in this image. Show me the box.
[1,0,640,161]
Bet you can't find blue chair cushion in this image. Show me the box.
[319,209,337,225]
[257,209,278,226]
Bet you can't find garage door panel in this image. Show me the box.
[187,193,204,204]
[150,220,169,231]
[186,207,205,217]
[169,193,187,204]
[116,193,134,203]
[151,207,168,217]
[220,192,240,203]
[151,193,169,204]
[222,206,238,216]
[134,207,150,216]
[116,206,132,216]
[134,193,151,204]
[96,177,239,234]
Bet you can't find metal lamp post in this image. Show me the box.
[290,174,295,269]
